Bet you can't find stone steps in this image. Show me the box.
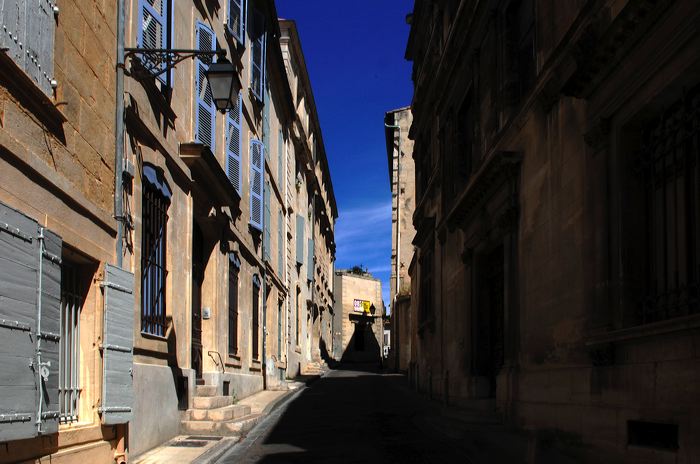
[186,403,251,421]
[192,395,234,409]
[181,413,263,436]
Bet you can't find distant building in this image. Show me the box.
[333,270,384,363]
[385,107,416,372]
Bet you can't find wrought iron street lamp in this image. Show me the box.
[124,47,238,112]
[204,56,237,112]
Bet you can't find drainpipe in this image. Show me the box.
[262,181,268,391]
[115,0,125,269]
[114,3,128,464]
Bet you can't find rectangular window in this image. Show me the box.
[228,0,246,45]
[252,277,260,359]
[250,8,266,101]
[295,287,300,345]
[278,210,284,276]
[195,22,217,150]
[228,256,240,355]
[137,0,174,86]
[264,180,271,261]
[278,130,284,185]
[505,0,535,104]
[638,85,700,324]
[419,249,433,325]
[141,166,171,336]
[59,262,82,423]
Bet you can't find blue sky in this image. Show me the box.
[277,1,414,311]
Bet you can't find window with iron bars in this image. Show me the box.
[59,262,82,423]
[637,84,700,324]
[141,166,171,336]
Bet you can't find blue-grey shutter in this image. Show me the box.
[263,181,271,261]
[228,0,245,45]
[277,130,284,185]
[250,9,265,101]
[226,92,243,193]
[137,0,168,82]
[38,228,62,434]
[307,238,314,281]
[195,22,217,151]
[295,215,304,265]
[263,88,270,161]
[278,211,284,276]
[0,0,56,96]
[249,140,264,230]
[0,202,41,441]
[100,265,135,425]
[0,202,62,440]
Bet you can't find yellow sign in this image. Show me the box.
[353,299,371,314]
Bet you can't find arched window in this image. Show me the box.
[141,164,172,336]
[252,275,261,359]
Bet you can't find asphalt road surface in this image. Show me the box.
[216,365,475,464]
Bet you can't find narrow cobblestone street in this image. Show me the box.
[217,367,474,464]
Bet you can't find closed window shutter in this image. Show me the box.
[0,202,61,440]
[263,86,270,161]
[250,9,266,101]
[307,238,314,281]
[0,0,56,96]
[226,92,243,193]
[38,228,62,434]
[278,212,283,274]
[249,140,264,230]
[100,265,135,425]
[137,0,169,82]
[195,22,217,151]
[277,130,284,185]
[263,181,271,261]
[295,215,304,264]
[228,0,245,45]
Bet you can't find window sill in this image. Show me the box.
[294,346,301,354]
[226,355,242,369]
[140,331,168,342]
[585,313,700,347]
[250,359,262,371]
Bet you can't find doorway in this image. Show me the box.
[475,244,505,398]
[192,222,204,383]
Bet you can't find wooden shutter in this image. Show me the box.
[278,211,284,276]
[195,22,217,151]
[250,9,265,101]
[263,85,270,161]
[277,130,284,185]
[100,265,135,425]
[0,0,56,96]
[137,0,168,81]
[263,181,271,261]
[295,215,304,265]
[38,228,62,434]
[228,0,245,45]
[226,92,243,193]
[307,238,314,281]
[249,140,264,230]
[0,202,61,440]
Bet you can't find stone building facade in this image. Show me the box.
[279,19,338,376]
[0,0,127,462]
[385,107,416,372]
[333,270,384,363]
[406,0,700,462]
[0,1,335,462]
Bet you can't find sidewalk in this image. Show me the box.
[132,382,305,464]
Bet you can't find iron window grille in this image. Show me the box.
[141,166,171,336]
[638,85,700,324]
[59,262,82,424]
